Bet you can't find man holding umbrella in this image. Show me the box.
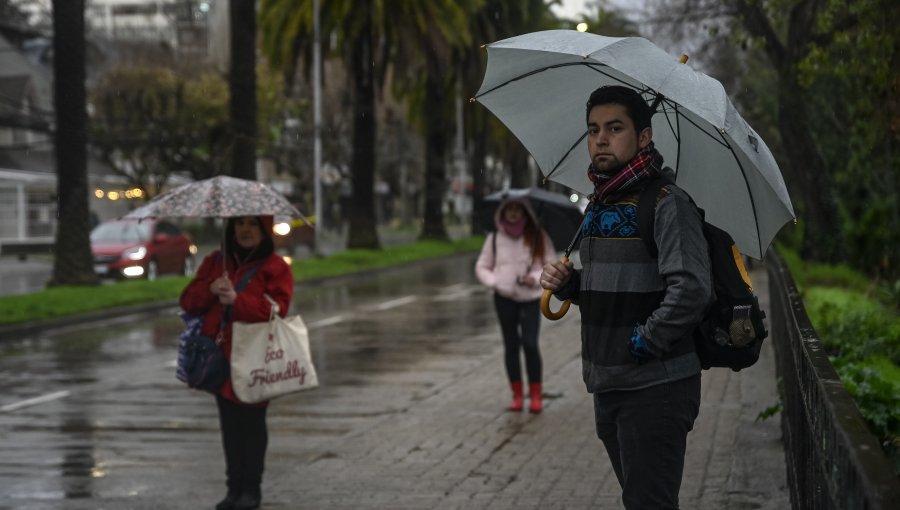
[540,86,711,509]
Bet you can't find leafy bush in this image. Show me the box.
[832,357,900,474]
[779,245,900,473]
[804,287,900,363]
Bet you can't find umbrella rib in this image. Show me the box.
[666,101,729,149]
[476,61,642,100]
[478,61,730,153]
[717,130,764,258]
[474,62,598,98]
[672,103,682,172]
[545,131,588,182]
[580,64,730,152]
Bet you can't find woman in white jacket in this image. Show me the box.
[476,197,556,413]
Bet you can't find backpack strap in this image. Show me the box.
[220,263,262,327]
[234,264,260,292]
[636,176,675,259]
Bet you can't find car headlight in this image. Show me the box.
[273,222,291,236]
[123,246,147,261]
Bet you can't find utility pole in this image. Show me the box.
[313,0,323,254]
[454,77,467,227]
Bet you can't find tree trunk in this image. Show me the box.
[229,0,256,180]
[776,68,843,263]
[508,142,531,188]
[420,49,450,241]
[346,14,380,249]
[469,111,488,235]
[50,0,97,287]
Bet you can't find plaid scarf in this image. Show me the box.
[587,143,664,202]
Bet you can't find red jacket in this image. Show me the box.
[179,250,294,404]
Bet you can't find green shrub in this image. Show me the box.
[778,244,871,292]
[804,287,900,363]
[832,357,900,474]
[779,245,900,474]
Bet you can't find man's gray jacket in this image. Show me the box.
[555,179,712,393]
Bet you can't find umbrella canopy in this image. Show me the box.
[482,187,582,252]
[126,175,304,220]
[473,30,795,259]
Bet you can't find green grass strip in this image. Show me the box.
[0,236,485,326]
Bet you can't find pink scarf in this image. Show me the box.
[501,218,526,238]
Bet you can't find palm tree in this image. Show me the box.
[260,0,378,248]
[230,0,257,181]
[460,0,557,234]
[49,0,98,286]
[386,1,479,241]
[259,0,477,247]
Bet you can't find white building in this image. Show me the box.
[85,0,212,55]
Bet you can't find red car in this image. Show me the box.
[272,215,316,256]
[90,218,197,280]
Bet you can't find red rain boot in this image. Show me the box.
[509,381,524,411]
[529,383,543,414]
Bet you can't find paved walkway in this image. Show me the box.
[260,266,790,509]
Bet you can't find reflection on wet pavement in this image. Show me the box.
[0,253,501,508]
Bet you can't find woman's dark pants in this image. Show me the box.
[493,294,542,384]
[593,374,701,510]
[216,394,268,494]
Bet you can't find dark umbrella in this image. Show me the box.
[482,187,583,252]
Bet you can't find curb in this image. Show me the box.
[0,300,180,343]
[0,251,480,343]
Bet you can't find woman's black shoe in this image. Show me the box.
[215,489,241,510]
[233,487,261,510]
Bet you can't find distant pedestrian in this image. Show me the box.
[476,198,556,413]
[540,85,712,509]
[179,216,294,510]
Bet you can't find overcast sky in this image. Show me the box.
[552,0,641,21]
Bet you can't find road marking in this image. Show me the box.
[307,315,346,329]
[1,390,70,412]
[360,295,418,312]
[434,283,480,301]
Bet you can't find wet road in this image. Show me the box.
[0,254,790,509]
[0,253,500,509]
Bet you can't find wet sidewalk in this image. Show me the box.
[260,266,790,509]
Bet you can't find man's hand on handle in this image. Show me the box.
[540,259,574,292]
[540,258,575,320]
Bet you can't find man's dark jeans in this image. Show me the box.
[593,374,701,510]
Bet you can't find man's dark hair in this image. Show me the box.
[585,86,652,132]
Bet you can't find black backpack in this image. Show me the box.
[637,176,768,371]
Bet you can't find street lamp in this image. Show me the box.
[576,22,588,32]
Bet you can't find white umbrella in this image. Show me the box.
[473,30,795,260]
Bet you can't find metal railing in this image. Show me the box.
[767,251,900,509]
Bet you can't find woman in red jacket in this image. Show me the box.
[179,215,293,510]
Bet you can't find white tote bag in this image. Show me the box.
[230,296,319,403]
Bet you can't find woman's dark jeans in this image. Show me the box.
[493,294,542,384]
[593,374,701,509]
[216,395,268,494]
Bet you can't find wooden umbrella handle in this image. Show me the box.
[540,256,571,320]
